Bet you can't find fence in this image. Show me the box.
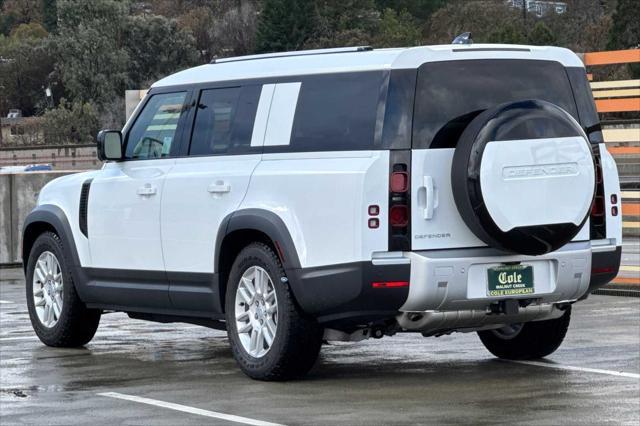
[586,48,640,288]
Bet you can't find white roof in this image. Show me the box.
[152,44,584,88]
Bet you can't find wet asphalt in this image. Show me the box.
[0,267,638,426]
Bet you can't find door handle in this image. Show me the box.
[423,175,438,219]
[207,181,231,194]
[137,184,157,196]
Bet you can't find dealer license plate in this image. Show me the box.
[487,264,534,296]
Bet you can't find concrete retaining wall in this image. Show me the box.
[0,171,78,265]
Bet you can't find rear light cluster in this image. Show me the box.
[388,151,411,251]
[590,147,607,239]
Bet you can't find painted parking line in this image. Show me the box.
[98,392,286,426]
[619,265,640,273]
[0,300,14,304]
[0,336,36,342]
[506,360,640,379]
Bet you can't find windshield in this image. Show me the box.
[413,59,579,149]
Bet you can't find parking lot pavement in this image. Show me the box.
[1,269,639,426]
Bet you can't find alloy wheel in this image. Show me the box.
[234,266,278,358]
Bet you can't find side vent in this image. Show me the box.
[79,179,93,238]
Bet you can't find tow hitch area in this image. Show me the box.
[489,299,522,315]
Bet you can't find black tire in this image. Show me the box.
[225,242,323,381]
[26,231,101,347]
[478,307,571,360]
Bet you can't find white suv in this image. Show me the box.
[23,45,622,381]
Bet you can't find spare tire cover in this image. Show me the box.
[451,99,595,256]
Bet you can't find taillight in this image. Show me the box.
[390,205,409,226]
[591,196,604,216]
[590,147,607,239]
[388,150,411,251]
[390,172,409,193]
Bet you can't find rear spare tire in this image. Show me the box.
[451,99,595,255]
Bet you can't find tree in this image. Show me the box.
[375,0,446,23]
[255,0,316,52]
[607,0,640,78]
[41,98,99,145]
[425,0,524,45]
[376,8,421,47]
[41,0,57,33]
[10,21,47,39]
[528,21,556,46]
[309,0,381,48]
[124,14,199,88]
[178,1,258,61]
[210,1,258,57]
[0,26,53,116]
[178,6,217,61]
[2,0,43,26]
[55,0,129,107]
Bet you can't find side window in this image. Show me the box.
[288,72,383,152]
[189,85,260,156]
[125,92,187,160]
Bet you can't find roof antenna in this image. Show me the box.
[452,32,473,45]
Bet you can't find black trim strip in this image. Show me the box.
[79,179,93,238]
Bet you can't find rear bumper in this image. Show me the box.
[400,241,620,313]
[587,244,622,293]
[287,261,410,325]
[288,240,621,327]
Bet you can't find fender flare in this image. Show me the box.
[215,208,301,272]
[22,204,90,299]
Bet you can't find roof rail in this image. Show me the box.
[210,46,373,64]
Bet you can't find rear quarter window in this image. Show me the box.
[281,71,384,152]
[413,59,579,149]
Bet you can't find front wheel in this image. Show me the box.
[26,232,101,347]
[225,242,323,381]
[477,307,571,360]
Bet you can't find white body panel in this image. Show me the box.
[240,151,389,268]
[88,159,174,271]
[600,144,623,246]
[411,149,485,250]
[36,171,100,267]
[263,83,301,147]
[161,155,261,273]
[480,136,595,231]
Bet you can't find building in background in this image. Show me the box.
[508,0,567,17]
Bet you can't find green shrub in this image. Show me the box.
[41,100,100,145]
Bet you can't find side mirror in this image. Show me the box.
[97,130,123,161]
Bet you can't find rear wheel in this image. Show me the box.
[225,242,323,381]
[477,307,571,360]
[26,232,101,347]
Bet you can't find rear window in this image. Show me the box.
[413,59,579,149]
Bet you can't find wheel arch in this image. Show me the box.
[23,205,75,267]
[215,209,302,313]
